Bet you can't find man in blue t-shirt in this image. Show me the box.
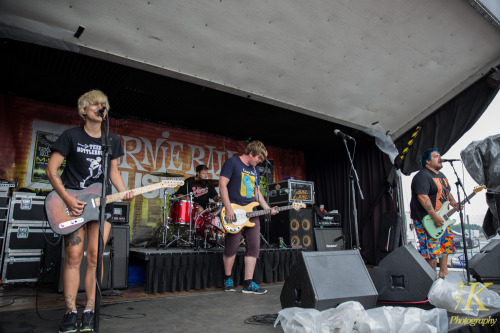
[220,141,278,294]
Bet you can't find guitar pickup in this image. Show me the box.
[59,218,85,229]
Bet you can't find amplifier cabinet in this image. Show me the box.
[2,252,42,283]
[9,192,47,223]
[268,180,315,205]
[57,225,129,292]
[314,228,344,251]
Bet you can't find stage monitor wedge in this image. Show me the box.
[369,245,435,302]
[280,250,378,311]
[469,239,500,281]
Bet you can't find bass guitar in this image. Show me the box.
[422,185,486,239]
[45,179,184,235]
[220,201,305,234]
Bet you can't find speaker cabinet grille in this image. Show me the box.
[314,228,344,251]
[281,250,378,310]
[270,207,315,251]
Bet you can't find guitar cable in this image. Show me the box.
[244,313,279,326]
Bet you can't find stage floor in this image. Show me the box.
[1,268,499,332]
[0,282,284,333]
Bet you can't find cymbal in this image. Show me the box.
[150,171,184,178]
[189,179,219,188]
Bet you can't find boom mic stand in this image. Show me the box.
[447,160,471,284]
[95,113,111,332]
[340,136,364,250]
[261,160,273,247]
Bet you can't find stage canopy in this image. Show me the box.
[0,0,499,167]
[1,0,499,264]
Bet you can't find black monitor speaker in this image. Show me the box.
[469,239,500,281]
[280,250,378,310]
[369,245,435,302]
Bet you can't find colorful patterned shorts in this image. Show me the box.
[413,219,456,259]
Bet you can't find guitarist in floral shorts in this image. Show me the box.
[46,90,134,333]
[410,148,457,279]
[219,140,278,294]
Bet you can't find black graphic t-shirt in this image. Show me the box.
[175,176,218,208]
[50,126,124,193]
[220,156,260,206]
[410,167,452,220]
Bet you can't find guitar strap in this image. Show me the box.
[253,166,260,202]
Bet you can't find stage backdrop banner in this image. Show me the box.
[0,94,305,244]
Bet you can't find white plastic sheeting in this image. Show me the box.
[275,301,448,333]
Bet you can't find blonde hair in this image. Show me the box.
[245,140,268,160]
[77,90,110,120]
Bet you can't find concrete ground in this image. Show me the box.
[0,284,284,333]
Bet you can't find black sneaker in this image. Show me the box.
[58,311,77,333]
[224,278,235,292]
[242,282,267,294]
[80,311,95,332]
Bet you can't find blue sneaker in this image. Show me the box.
[242,282,267,294]
[224,278,235,292]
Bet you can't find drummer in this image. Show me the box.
[175,164,221,214]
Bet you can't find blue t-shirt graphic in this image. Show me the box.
[220,156,260,206]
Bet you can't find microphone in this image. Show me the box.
[96,107,106,118]
[265,159,274,169]
[334,129,355,140]
[441,159,460,163]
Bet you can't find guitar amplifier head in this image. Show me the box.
[110,202,129,224]
[315,212,341,227]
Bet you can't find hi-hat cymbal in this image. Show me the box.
[150,171,184,178]
[189,179,219,188]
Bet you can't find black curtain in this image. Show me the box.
[305,136,397,265]
[395,72,500,176]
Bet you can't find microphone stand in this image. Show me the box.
[340,137,364,250]
[94,113,111,332]
[262,160,273,246]
[448,161,471,284]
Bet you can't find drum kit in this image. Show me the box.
[148,171,225,249]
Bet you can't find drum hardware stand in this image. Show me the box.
[260,232,271,248]
[153,189,186,248]
[186,191,196,246]
[210,222,226,248]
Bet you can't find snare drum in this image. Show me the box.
[170,200,198,225]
